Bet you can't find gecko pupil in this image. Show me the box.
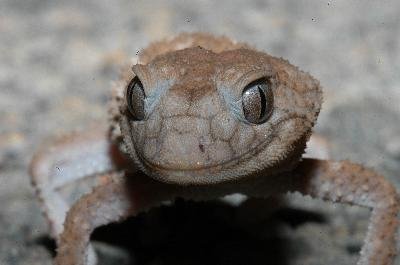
[242,78,273,124]
[126,77,146,120]
[258,85,267,118]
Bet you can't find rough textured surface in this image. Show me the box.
[1,1,400,265]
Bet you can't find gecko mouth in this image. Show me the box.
[137,153,245,185]
[140,152,239,172]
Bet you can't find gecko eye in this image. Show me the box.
[126,77,146,120]
[241,78,274,124]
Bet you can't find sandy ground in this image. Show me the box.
[1,1,400,264]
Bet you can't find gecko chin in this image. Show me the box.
[137,155,247,185]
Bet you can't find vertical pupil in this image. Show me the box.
[258,85,266,119]
[127,77,145,120]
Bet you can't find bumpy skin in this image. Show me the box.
[29,33,399,265]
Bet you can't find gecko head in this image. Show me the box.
[118,46,322,185]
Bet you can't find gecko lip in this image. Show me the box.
[137,154,239,184]
[139,152,235,173]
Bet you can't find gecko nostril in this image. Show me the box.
[198,143,205,153]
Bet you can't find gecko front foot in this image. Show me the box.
[291,159,399,265]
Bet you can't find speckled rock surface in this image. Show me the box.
[1,1,400,264]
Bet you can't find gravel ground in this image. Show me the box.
[1,1,400,264]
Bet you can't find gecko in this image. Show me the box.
[29,32,399,265]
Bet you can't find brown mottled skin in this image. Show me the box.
[30,33,399,265]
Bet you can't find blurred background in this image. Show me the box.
[1,0,400,264]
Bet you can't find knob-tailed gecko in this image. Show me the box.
[30,32,399,265]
